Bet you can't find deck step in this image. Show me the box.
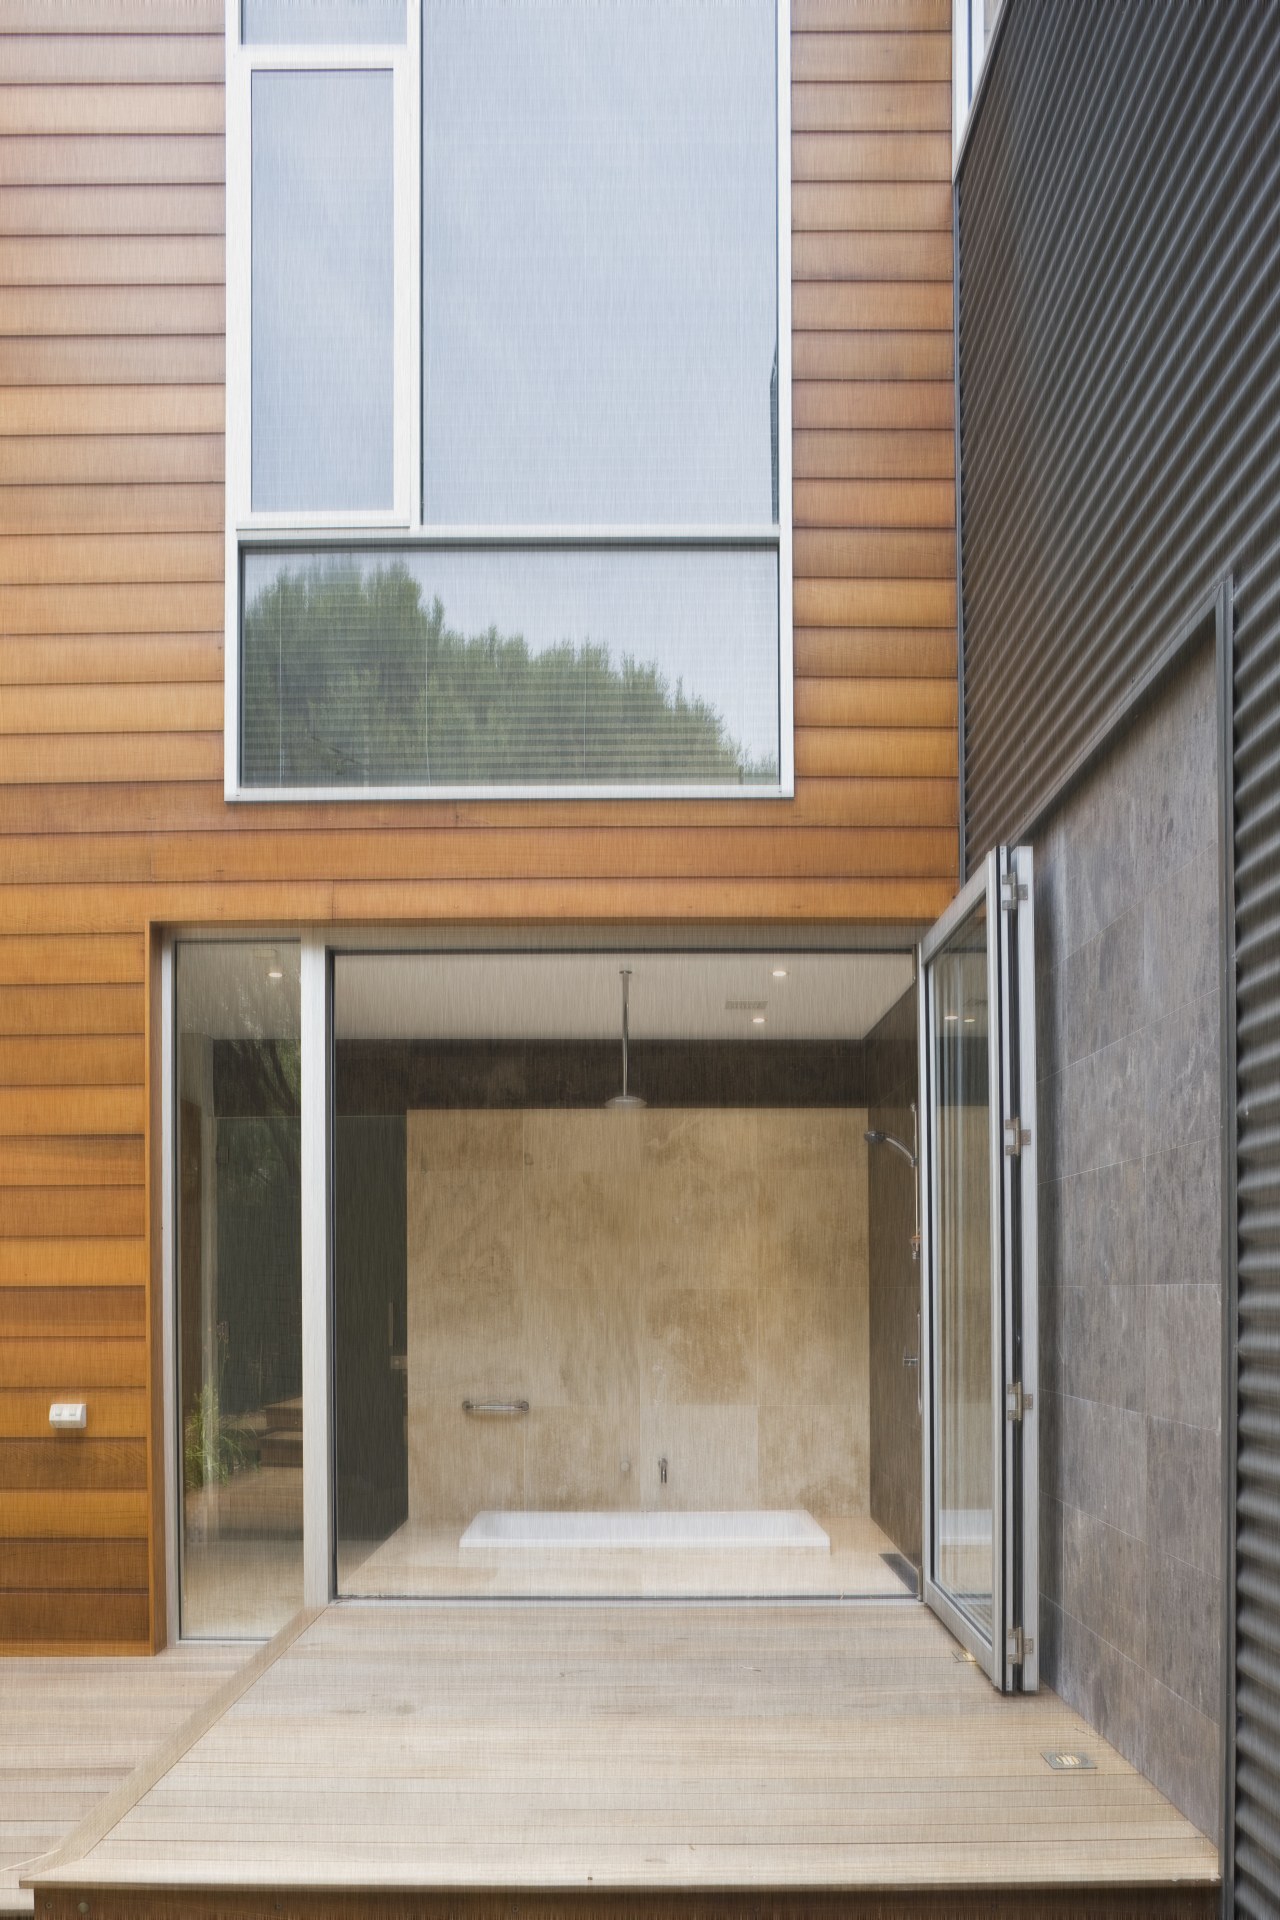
[258,1429,302,1469]
[260,1396,303,1433]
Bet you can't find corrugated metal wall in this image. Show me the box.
[955,0,1280,1908]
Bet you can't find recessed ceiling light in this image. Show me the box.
[772,968,788,979]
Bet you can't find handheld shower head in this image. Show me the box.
[863,1127,917,1170]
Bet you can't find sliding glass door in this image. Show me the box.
[918,847,1038,1691]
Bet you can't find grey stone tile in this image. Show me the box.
[1125,658,1218,885]
[1061,1284,1145,1413]
[1057,1606,1147,1780]
[1039,1594,1064,1688]
[1066,905,1144,1065]
[1037,1066,1065,1194]
[1143,1677,1221,1843]
[1146,1549,1222,1723]
[1038,1175,1064,1293]
[1143,846,1220,1027]
[1143,989,1221,1154]
[1033,832,1068,965]
[1100,1404,1147,1539]
[1060,1159,1144,1290]
[1059,1391,1105,1519]
[1146,1284,1222,1431]
[1035,957,1068,1087]
[1147,1417,1220,1578]
[1041,1491,1064,1609]
[1060,789,1143,962]
[1039,1382,1062,1495]
[1145,1136,1221,1287]
[1068,1030,1144,1175]
[1039,1280,1062,1397]
[1061,1503,1147,1667]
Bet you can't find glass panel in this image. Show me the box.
[930,902,994,1637]
[251,70,394,512]
[240,547,779,789]
[421,0,778,525]
[332,950,914,1601]
[243,0,406,43]
[176,941,302,1637]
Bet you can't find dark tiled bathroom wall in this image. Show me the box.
[1034,646,1223,1838]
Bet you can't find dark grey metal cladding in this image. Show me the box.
[956,2,1280,1911]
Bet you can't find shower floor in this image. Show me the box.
[339,1512,912,1598]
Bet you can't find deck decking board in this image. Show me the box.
[23,1604,1217,1907]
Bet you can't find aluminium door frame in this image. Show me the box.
[917,852,1006,1683]
[918,845,1038,1692]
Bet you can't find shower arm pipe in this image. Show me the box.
[620,968,632,1101]
[865,1105,922,1261]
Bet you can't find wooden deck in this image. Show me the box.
[20,1601,1217,1918]
[0,1639,244,1916]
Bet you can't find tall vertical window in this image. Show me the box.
[175,941,303,1638]
[226,0,792,797]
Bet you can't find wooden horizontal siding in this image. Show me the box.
[0,0,956,1653]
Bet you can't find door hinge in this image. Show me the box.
[1006,1380,1034,1422]
[1004,1117,1031,1157]
[1000,875,1028,911]
[1007,1626,1034,1664]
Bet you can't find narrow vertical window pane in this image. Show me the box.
[252,70,394,512]
[930,909,994,1639]
[176,941,303,1637]
[243,0,406,44]
[422,0,778,525]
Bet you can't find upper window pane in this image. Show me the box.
[421,0,778,526]
[243,0,406,44]
[252,69,395,512]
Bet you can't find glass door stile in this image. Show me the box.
[918,847,1038,1693]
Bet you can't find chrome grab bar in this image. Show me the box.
[462,1399,530,1417]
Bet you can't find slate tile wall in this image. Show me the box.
[1034,645,1223,1839]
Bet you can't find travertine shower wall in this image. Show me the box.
[406,1108,869,1523]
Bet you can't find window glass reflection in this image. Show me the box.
[176,941,303,1637]
[241,547,780,789]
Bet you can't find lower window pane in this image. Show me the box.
[240,546,780,791]
[175,941,303,1637]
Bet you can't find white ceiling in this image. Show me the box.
[333,950,914,1042]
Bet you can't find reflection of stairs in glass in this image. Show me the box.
[259,1396,303,1470]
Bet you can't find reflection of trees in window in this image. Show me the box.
[242,561,776,787]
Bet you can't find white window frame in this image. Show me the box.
[223,0,793,804]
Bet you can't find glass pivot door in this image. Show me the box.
[918,846,1038,1692]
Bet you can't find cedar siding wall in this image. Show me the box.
[0,0,956,1650]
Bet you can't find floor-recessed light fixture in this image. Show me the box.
[752,1015,766,1025]
[964,1015,976,1025]
[267,968,283,981]
[944,1012,959,1023]
[1043,1750,1095,1770]
[772,968,788,979]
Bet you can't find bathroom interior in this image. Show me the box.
[175,942,930,1635]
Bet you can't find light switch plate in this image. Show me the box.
[49,1402,87,1430]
